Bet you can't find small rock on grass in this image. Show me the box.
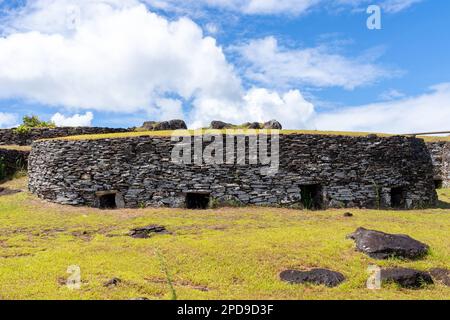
[381,268,433,289]
[129,225,169,239]
[343,212,353,217]
[280,268,345,288]
[429,268,450,286]
[103,277,122,288]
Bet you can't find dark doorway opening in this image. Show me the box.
[390,187,406,209]
[98,193,117,209]
[186,193,210,209]
[434,179,443,189]
[300,185,323,209]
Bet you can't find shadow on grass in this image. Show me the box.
[436,200,450,209]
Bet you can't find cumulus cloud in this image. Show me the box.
[0,0,243,113]
[151,98,185,121]
[0,112,18,128]
[0,0,321,129]
[314,83,450,134]
[234,36,394,90]
[51,111,94,127]
[0,0,424,132]
[190,88,316,129]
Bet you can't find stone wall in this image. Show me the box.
[28,133,437,209]
[426,141,450,188]
[0,127,129,146]
[0,148,30,178]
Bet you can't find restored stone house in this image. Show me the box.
[28,133,438,210]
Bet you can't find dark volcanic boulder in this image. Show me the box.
[142,120,187,131]
[381,268,433,289]
[129,225,169,239]
[429,268,450,286]
[167,119,187,130]
[347,227,429,259]
[263,119,282,130]
[280,269,345,287]
[248,122,261,129]
[210,121,234,129]
[142,121,158,130]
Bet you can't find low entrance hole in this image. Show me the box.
[390,187,406,209]
[186,193,210,209]
[97,193,117,209]
[434,179,443,189]
[300,185,323,210]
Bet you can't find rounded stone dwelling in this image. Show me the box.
[28,132,438,210]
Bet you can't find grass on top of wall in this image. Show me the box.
[38,129,450,143]
[0,177,449,300]
[0,145,32,152]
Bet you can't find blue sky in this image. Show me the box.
[0,0,449,133]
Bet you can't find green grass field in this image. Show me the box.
[0,177,449,300]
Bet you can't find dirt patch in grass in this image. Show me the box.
[145,277,210,292]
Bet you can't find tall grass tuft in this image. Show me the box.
[156,249,177,300]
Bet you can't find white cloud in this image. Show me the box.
[314,83,450,134]
[204,22,219,35]
[0,0,243,113]
[0,112,18,128]
[152,98,185,121]
[0,0,319,130]
[0,0,426,133]
[51,111,94,127]
[379,89,405,100]
[143,0,319,16]
[143,0,422,16]
[190,88,316,129]
[370,0,422,13]
[234,36,393,90]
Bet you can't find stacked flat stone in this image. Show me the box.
[0,127,129,146]
[28,133,437,209]
[426,141,450,187]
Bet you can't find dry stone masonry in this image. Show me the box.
[426,141,450,188]
[0,148,29,178]
[28,133,437,209]
[0,127,129,146]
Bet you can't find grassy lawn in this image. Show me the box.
[0,177,449,300]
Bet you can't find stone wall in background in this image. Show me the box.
[0,127,129,146]
[426,141,450,188]
[0,148,30,178]
[28,134,437,210]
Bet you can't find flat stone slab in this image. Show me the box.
[129,225,169,239]
[381,268,433,289]
[280,269,345,287]
[347,227,429,260]
[429,268,450,286]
